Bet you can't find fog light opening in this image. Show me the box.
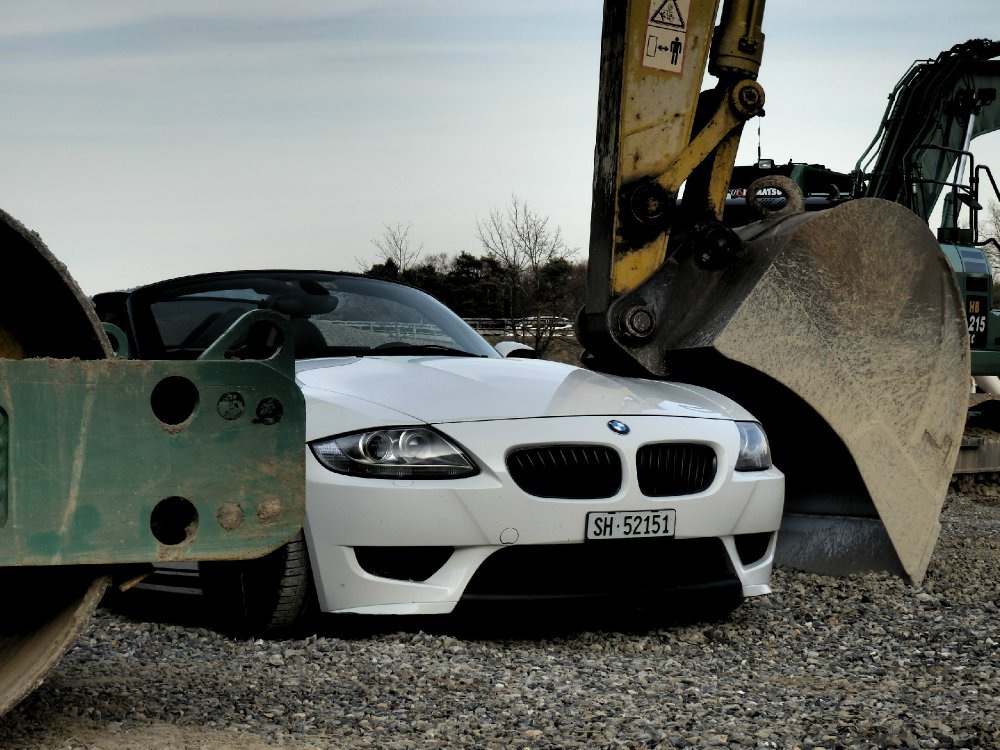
[151,496,199,546]
[734,531,772,565]
[354,546,454,582]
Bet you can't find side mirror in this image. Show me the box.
[494,341,537,359]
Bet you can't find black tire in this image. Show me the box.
[200,530,318,638]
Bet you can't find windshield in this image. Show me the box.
[123,271,500,360]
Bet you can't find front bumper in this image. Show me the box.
[304,415,784,614]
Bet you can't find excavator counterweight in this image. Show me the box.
[578,0,970,584]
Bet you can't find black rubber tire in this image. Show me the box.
[201,531,318,638]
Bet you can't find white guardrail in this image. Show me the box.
[463,317,574,337]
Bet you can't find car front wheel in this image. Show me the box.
[200,530,317,638]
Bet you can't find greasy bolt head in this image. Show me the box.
[255,397,284,425]
[732,80,765,118]
[216,502,245,531]
[629,180,671,225]
[217,391,246,420]
[623,306,655,338]
[256,498,282,524]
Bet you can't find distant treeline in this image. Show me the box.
[363,251,587,354]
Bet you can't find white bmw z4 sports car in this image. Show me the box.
[95,270,784,634]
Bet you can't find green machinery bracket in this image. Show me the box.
[0,311,305,566]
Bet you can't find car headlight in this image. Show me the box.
[735,421,771,471]
[310,427,478,479]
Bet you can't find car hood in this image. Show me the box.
[296,356,754,423]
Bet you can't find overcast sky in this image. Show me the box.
[2,1,997,295]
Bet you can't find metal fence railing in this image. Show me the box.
[463,317,574,337]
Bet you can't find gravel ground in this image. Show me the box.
[0,493,997,750]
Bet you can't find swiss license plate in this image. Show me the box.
[585,509,676,540]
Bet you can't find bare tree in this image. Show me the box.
[986,200,1000,242]
[369,221,423,273]
[421,251,452,275]
[476,195,577,350]
[983,201,1000,305]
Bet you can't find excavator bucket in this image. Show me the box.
[583,197,969,584]
[0,207,305,716]
[578,0,970,586]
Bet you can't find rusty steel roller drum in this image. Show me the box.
[0,208,113,717]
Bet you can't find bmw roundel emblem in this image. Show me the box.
[607,419,630,435]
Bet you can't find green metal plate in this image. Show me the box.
[0,355,304,566]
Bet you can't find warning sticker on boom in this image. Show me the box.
[644,0,690,73]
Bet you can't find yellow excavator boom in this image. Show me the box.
[577,0,970,584]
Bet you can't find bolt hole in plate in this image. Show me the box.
[150,376,199,426]
[150,496,200,546]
